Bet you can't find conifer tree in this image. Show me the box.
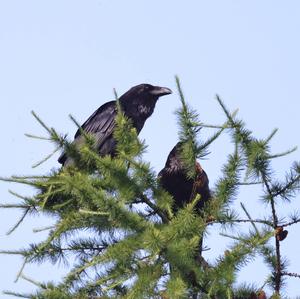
[1,77,300,298]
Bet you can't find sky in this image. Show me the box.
[0,0,300,297]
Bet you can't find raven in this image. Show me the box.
[158,143,211,287]
[58,84,172,166]
[158,142,211,212]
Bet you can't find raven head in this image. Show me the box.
[119,83,172,132]
[124,83,172,100]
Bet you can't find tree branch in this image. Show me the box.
[138,193,169,223]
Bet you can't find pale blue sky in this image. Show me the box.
[1,1,300,297]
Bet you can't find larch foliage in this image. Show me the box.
[1,77,300,299]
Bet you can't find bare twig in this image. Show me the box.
[282,218,300,227]
[282,271,300,279]
[262,173,281,294]
[206,218,273,227]
[273,174,300,198]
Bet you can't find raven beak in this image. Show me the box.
[150,86,172,97]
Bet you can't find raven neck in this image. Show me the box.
[137,101,156,117]
[121,97,157,133]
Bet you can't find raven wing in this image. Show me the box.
[74,100,117,138]
[58,100,117,165]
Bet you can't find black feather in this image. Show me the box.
[59,84,172,166]
[158,142,211,212]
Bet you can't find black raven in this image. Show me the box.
[158,142,211,212]
[159,142,211,263]
[158,143,211,287]
[58,84,172,166]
